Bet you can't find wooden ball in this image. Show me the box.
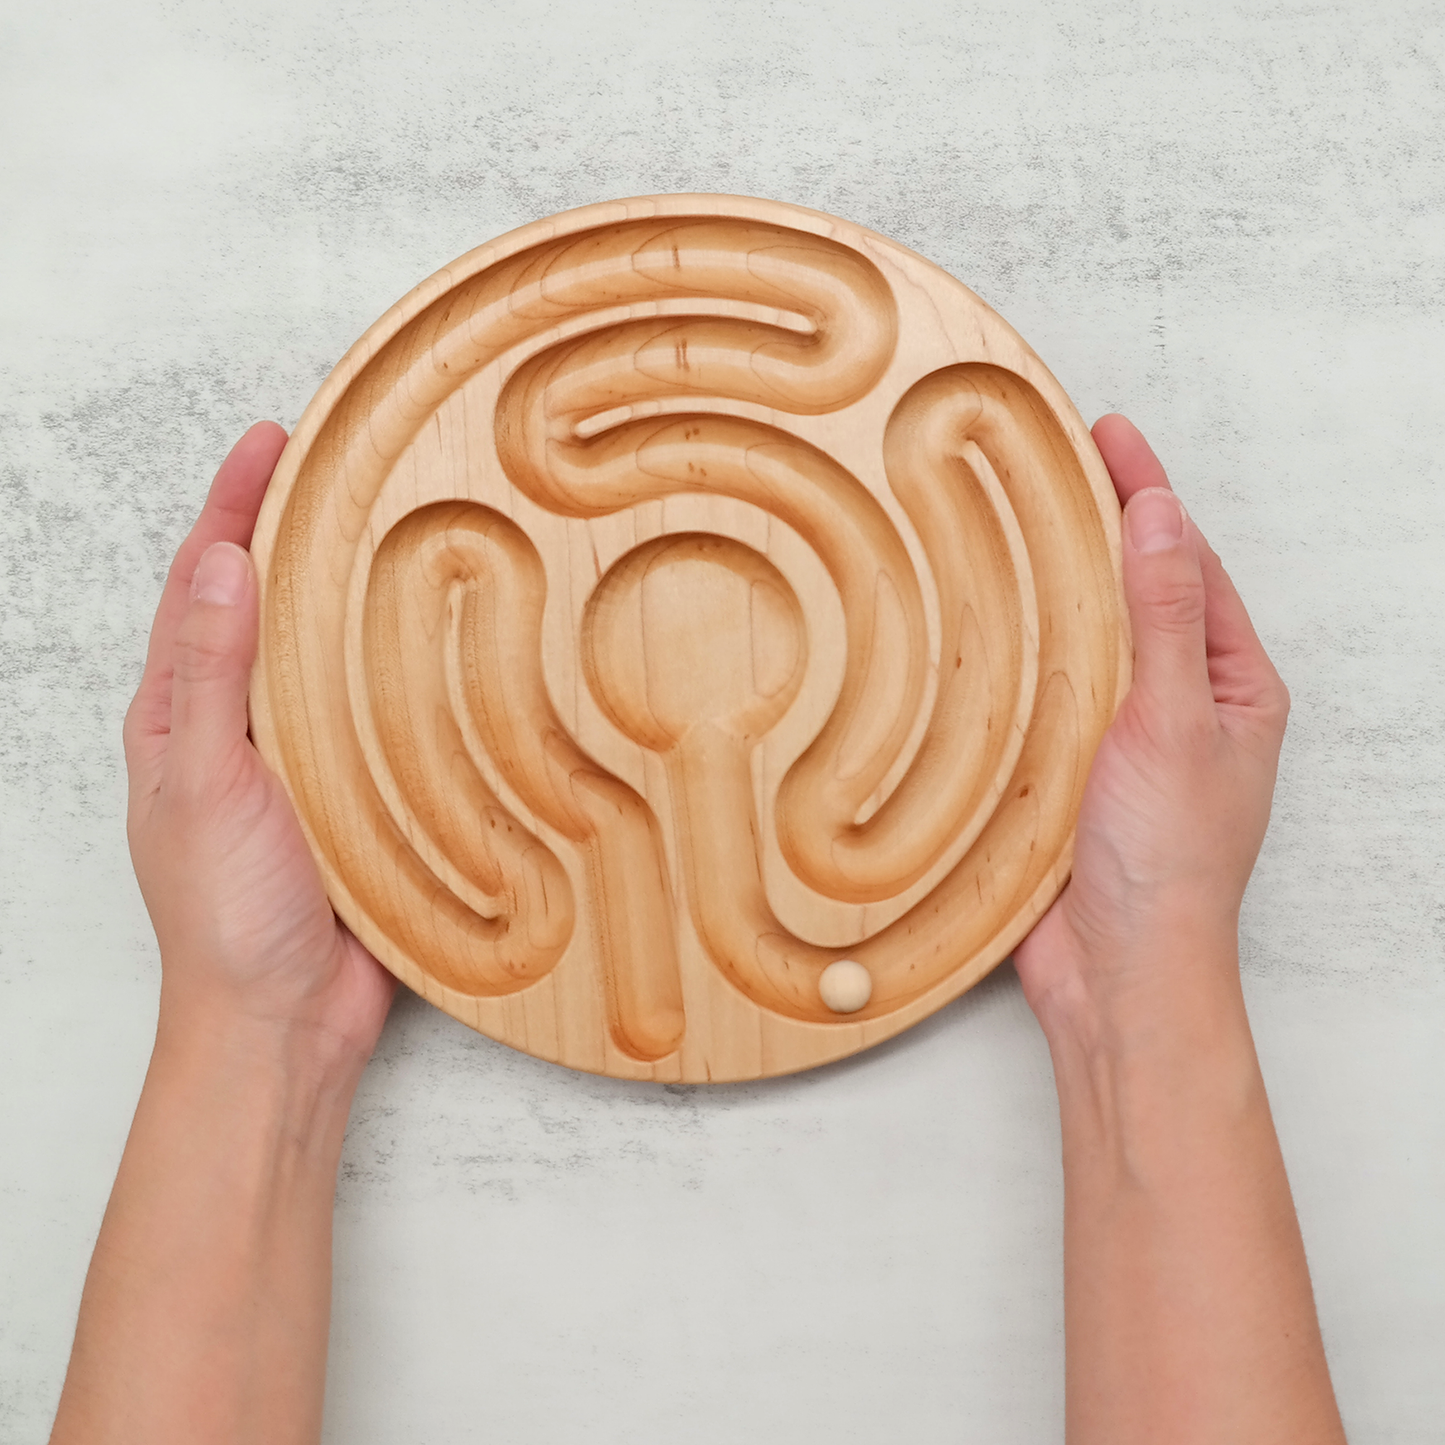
[819,960,873,1015]
[248,193,1129,1082]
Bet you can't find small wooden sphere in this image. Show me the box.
[248,193,1129,1082]
[819,960,873,1015]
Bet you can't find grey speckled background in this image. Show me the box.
[3,2,1443,1440]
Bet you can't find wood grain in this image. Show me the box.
[248,194,1130,1082]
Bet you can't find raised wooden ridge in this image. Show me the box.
[248,193,1130,1082]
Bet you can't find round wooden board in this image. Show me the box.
[248,194,1130,1082]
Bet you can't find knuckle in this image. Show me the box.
[1117,689,1214,757]
[1259,673,1292,730]
[163,740,261,819]
[171,626,235,684]
[1138,690,1214,750]
[1142,577,1206,633]
[121,696,141,753]
[1179,705,1222,750]
[164,547,196,597]
[122,690,161,759]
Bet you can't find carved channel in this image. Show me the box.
[256,206,1122,1059]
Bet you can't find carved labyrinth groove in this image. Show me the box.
[250,196,1129,1081]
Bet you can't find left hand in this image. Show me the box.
[123,423,395,1067]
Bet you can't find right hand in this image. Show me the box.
[1014,414,1291,1037]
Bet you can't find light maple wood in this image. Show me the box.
[248,194,1130,1082]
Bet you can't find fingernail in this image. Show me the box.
[191,543,249,606]
[1127,489,1185,554]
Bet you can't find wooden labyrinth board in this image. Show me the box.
[249,194,1130,1082]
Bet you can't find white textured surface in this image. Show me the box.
[3,3,1443,1440]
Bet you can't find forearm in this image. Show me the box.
[1042,935,1346,1445]
[51,1002,365,1445]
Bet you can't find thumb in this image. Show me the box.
[168,541,259,783]
[1121,488,1212,716]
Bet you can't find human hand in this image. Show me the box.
[1014,414,1291,1041]
[50,426,395,1445]
[123,423,395,1069]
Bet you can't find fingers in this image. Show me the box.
[1096,413,1288,730]
[124,423,287,785]
[142,422,287,682]
[1095,412,1211,710]
[1093,413,1172,505]
[1120,487,1213,717]
[1196,534,1291,720]
[165,542,260,790]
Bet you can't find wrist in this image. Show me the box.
[1047,993,1270,1211]
[156,937,382,1070]
[1034,926,1265,1165]
[152,989,370,1148]
[1031,914,1250,1067]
